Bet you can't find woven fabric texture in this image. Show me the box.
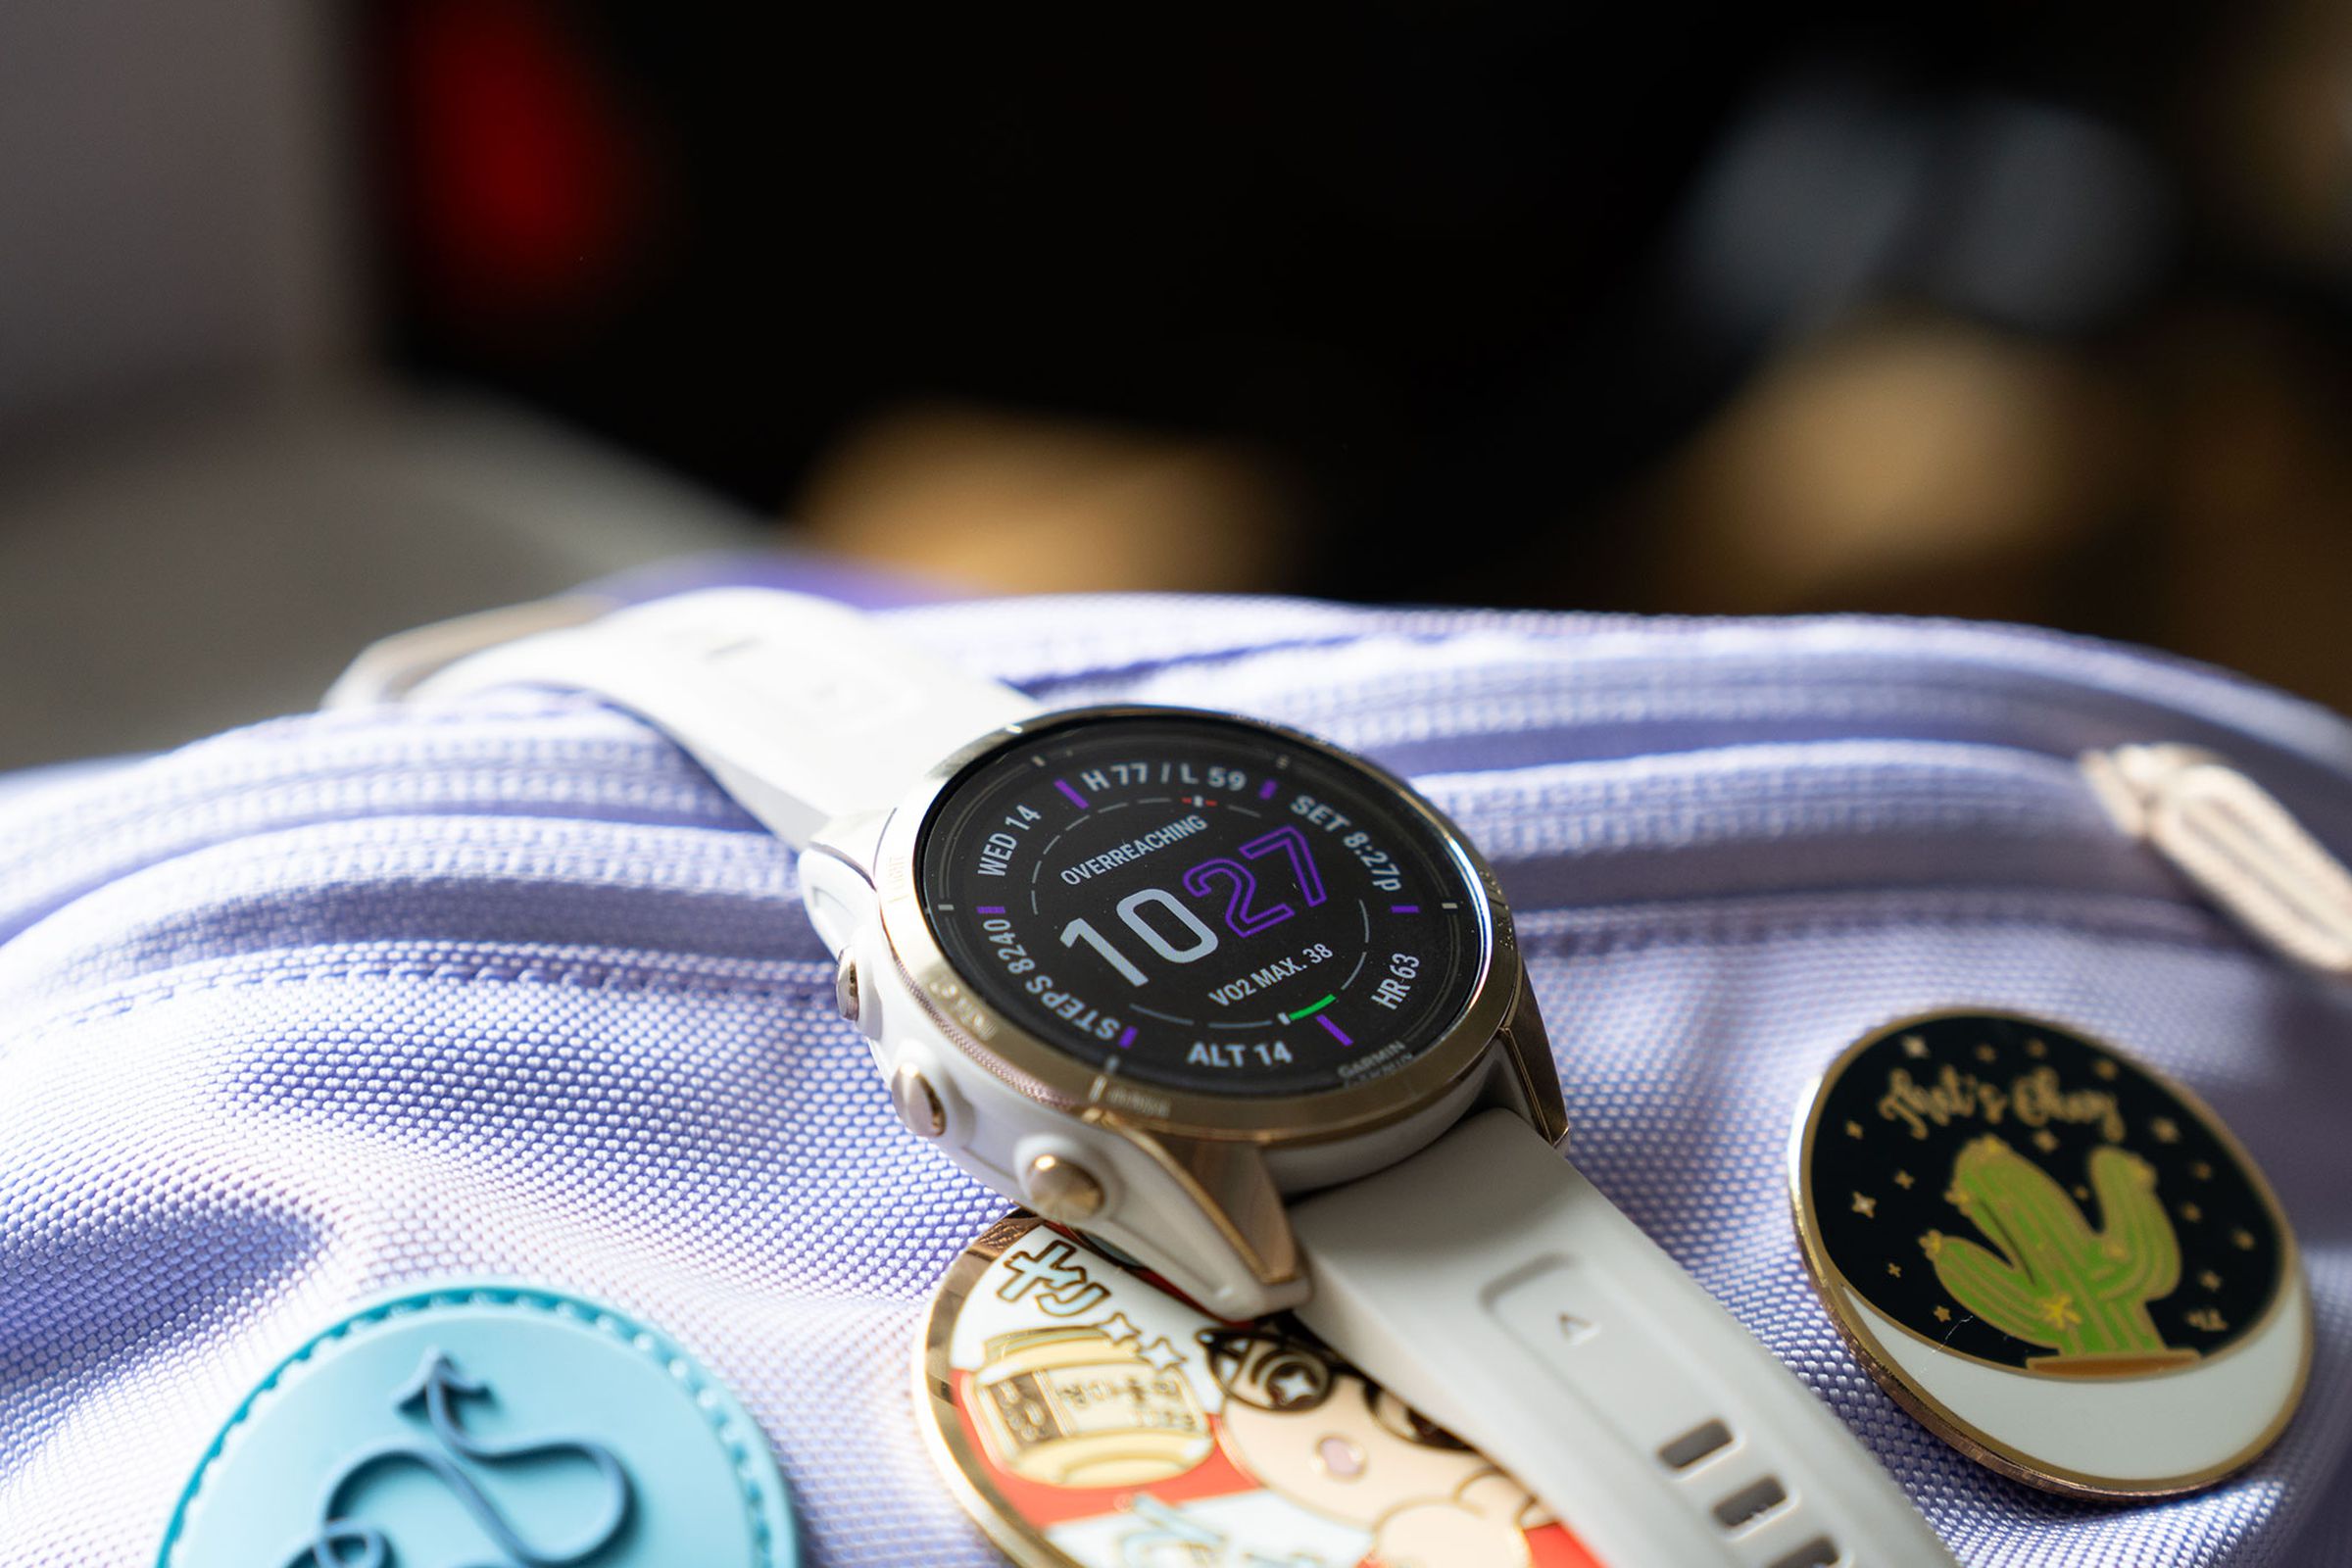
[2,596,2348,1566]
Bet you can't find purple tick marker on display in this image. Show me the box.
[1116,1026,1137,1048]
[1391,905,1420,913]
[1054,779,1090,809]
[975,906,1005,915]
[1317,1015,1353,1047]
[1257,779,1279,800]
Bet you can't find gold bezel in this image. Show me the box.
[874,705,1517,1146]
[1787,1006,2312,1498]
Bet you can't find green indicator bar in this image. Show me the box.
[1285,994,1337,1022]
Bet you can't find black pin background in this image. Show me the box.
[1806,1014,2284,1372]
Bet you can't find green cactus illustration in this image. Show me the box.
[1921,1134,2194,1373]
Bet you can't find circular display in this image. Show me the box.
[917,1214,1598,1568]
[916,712,1488,1099]
[1792,1010,2309,1496]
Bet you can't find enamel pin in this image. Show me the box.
[919,1214,1607,1568]
[158,1282,798,1567]
[1791,1010,2309,1497]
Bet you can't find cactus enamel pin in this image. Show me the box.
[1790,1011,2309,1497]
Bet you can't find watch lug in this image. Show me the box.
[799,811,888,956]
[1483,965,1570,1148]
[1092,1116,1302,1290]
[806,808,890,882]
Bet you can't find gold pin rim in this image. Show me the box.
[914,1213,1087,1568]
[1788,1006,2312,1498]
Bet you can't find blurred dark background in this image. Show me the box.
[6,1,2352,769]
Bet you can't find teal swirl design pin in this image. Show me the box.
[158,1283,798,1568]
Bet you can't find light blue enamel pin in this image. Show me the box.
[158,1283,798,1568]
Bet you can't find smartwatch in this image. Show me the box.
[331,588,1952,1568]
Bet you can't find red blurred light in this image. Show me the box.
[393,0,647,318]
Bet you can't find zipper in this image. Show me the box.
[2082,744,2352,977]
[981,599,2352,977]
[5,731,2340,1043]
[980,606,2352,790]
[12,604,2352,984]
[0,736,2243,1022]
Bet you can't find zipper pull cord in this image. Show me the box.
[2083,744,2352,975]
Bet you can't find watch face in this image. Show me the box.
[915,711,1490,1099]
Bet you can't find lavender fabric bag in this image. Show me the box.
[2,594,2347,1566]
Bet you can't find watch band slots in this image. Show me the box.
[1292,1109,1949,1567]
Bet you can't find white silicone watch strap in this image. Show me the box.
[341,589,1946,1560]
[1291,1109,1952,1568]
[394,588,1038,848]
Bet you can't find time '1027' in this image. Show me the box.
[1060,825,1326,986]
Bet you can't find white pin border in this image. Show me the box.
[1788,1008,2312,1497]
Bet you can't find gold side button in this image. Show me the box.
[891,1064,947,1140]
[1021,1153,1104,1222]
[833,951,862,1025]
